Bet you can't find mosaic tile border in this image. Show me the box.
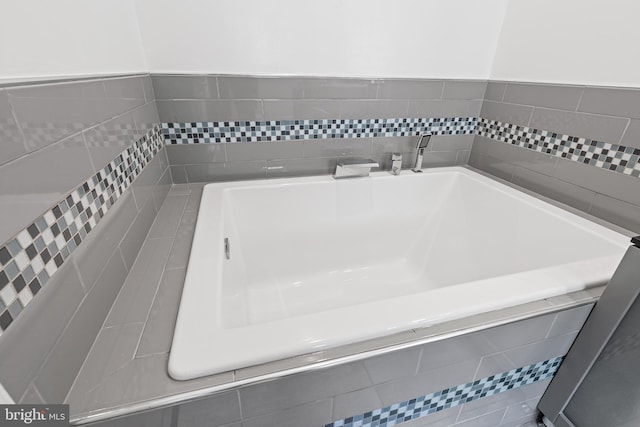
[326,356,563,427]
[0,125,165,334]
[161,117,478,144]
[477,118,640,178]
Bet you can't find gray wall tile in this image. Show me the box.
[185,162,267,183]
[90,408,173,427]
[103,76,146,117]
[132,102,160,135]
[502,333,577,369]
[19,385,45,404]
[546,305,593,338]
[218,76,305,100]
[429,134,474,152]
[156,100,176,122]
[132,155,164,211]
[152,75,218,100]
[225,141,304,162]
[34,249,129,402]
[166,144,226,164]
[332,388,382,421]
[170,165,188,183]
[529,108,629,143]
[72,192,138,290]
[484,82,506,102]
[137,268,186,357]
[119,196,159,271]
[503,83,584,111]
[151,168,172,212]
[266,157,336,178]
[0,90,27,166]
[589,193,640,233]
[339,99,409,120]
[420,150,457,168]
[480,101,533,126]
[141,76,155,103]
[620,118,640,150]
[84,112,138,172]
[239,362,371,419]
[442,81,487,100]
[242,399,332,427]
[578,86,640,119]
[262,100,340,120]
[104,238,173,328]
[172,100,263,122]
[0,262,84,400]
[148,194,188,239]
[304,78,378,99]
[176,391,240,427]
[362,347,421,384]
[377,80,443,99]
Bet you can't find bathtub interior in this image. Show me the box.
[218,170,625,328]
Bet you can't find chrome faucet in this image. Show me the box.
[412,134,431,172]
[390,153,402,175]
[333,158,380,179]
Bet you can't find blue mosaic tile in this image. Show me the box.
[476,118,640,178]
[325,356,564,427]
[161,117,478,144]
[0,125,165,334]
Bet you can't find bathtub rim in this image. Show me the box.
[169,166,630,381]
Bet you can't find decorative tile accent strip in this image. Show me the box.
[161,117,478,144]
[0,125,165,334]
[477,118,640,178]
[325,356,563,427]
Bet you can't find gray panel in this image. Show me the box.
[0,90,27,166]
[589,193,640,233]
[185,162,267,182]
[303,78,377,99]
[34,250,129,402]
[132,102,160,135]
[484,81,507,102]
[503,333,577,369]
[529,108,629,143]
[225,141,304,162]
[265,157,336,177]
[166,144,226,164]
[480,101,533,126]
[170,165,188,183]
[104,238,173,327]
[83,112,138,172]
[147,194,188,239]
[218,76,305,99]
[241,399,332,427]
[151,75,218,100]
[441,81,487,100]
[239,362,371,419]
[332,388,382,421]
[137,268,186,357]
[552,157,640,206]
[339,99,409,120]
[103,77,146,117]
[363,347,421,384]
[510,166,596,213]
[7,80,109,151]
[155,101,176,122]
[620,118,640,150]
[0,262,84,400]
[417,331,496,373]
[0,133,95,244]
[262,100,341,120]
[377,80,443,99]
[578,86,640,119]
[131,155,163,211]
[503,83,584,111]
[483,313,555,351]
[72,192,138,290]
[172,100,263,122]
[176,391,240,427]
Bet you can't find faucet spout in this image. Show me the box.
[412,134,431,172]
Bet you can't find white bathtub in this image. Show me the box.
[169,166,628,380]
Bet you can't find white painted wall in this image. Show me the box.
[0,0,147,83]
[490,0,640,87]
[134,0,509,79]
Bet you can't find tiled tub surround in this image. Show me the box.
[0,75,171,405]
[64,184,601,427]
[471,81,640,233]
[153,75,485,182]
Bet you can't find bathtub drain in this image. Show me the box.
[224,238,230,260]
